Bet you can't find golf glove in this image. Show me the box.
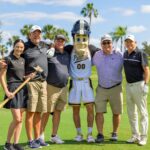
[143,84,149,95]
[47,48,55,58]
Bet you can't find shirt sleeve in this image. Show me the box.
[92,51,97,65]
[141,51,149,67]
[64,45,73,55]
[89,44,99,57]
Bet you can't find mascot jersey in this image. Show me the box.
[69,48,92,79]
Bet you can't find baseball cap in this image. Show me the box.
[30,25,42,33]
[101,34,112,43]
[125,35,136,42]
[55,34,66,41]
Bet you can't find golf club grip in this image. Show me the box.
[0,77,31,109]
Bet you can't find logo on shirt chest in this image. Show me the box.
[73,54,88,63]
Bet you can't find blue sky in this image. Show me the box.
[0,0,150,49]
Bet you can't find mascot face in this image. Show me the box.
[74,34,89,58]
[72,19,90,58]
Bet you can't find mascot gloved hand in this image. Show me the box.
[45,39,55,58]
[71,20,91,59]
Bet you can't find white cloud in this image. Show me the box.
[123,9,135,16]
[111,7,135,16]
[0,11,105,24]
[0,0,86,6]
[1,21,15,26]
[128,25,147,33]
[141,5,150,13]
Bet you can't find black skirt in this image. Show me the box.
[3,82,28,109]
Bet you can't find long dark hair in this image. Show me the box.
[9,39,25,56]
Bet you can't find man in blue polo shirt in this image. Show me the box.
[124,35,149,146]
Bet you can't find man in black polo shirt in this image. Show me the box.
[24,25,49,148]
[123,35,150,146]
[40,34,70,144]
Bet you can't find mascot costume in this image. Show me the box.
[66,19,98,143]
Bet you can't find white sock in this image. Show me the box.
[29,139,33,142]
[40,132,45,140]
[88,127,93,134]
[76,128,82,134]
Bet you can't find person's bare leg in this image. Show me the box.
[52,110,61,136]
[95,112,104,134]
[6,109,20,143]
[86,103,94,128]
[40,112,50,135]
[13,109,25,144]
[33,112,41,139]
[25,111,34,141]
[113,114,120,133]
[73,106,81,129]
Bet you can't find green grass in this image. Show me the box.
[0,67,150,150]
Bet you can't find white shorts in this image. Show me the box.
[68,78,94,105]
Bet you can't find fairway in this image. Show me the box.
[0,67,150,150]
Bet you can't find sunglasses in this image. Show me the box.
[102,41,111,45]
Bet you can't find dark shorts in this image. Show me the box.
[4,82,28,109]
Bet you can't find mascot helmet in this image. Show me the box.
[71,19,91,37]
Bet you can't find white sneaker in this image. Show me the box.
[138,136,147,146]
[51,135,64,144]
[126,136,140,143]
[74,134,83,142]
[87,134,95,143]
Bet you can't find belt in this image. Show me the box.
[99,82,121,89]
[30,79,45,82]
[73,78,87,81]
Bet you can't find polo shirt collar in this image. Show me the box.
[127,47,138,56]
[102,49,116,55]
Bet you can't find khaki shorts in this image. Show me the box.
[47,84,68,113]
[95,84,123,114]
[27,81,47,113]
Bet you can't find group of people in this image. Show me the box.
[0,19,149,150]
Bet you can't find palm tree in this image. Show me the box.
[110,26,127,51]
[42,25,70,43]
[42,24,56,40]
[6,35,20,47]
[20,24,33,39]
[81,3,98,27]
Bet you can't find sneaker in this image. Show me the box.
[13,144,24,150]
[74,134,83,142]
[4,143,15,150]
[51,135,64,144]
[138,136,147,146]
[36,138,49,146]
[110,132,118,141]
[126,136,140,143]
[95,133,104,143]
[28,140,42,149]
[87,134,95,143]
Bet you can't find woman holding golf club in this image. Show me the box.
[0,39,28,150]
